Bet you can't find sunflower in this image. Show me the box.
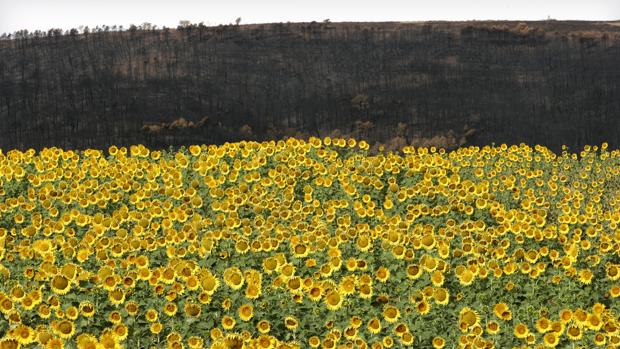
[280,263,296,279]
[102,275,117,291]
[573,308,588,326]
[339,276,357,295]
[99,332,118,349]
[345,258,358,271]
[514,323,529,339]
[184,302,202,318]
[54,320,75,339]
[366,317,382,334]
[304,258,318,269]
[322,338,336,349]
[75,334,98,349]
[566,325,582,340]
[459,307,480,332]
[284,316,299,331]
[493,302,512,321]
[185,275,200,291]
[149,322,163,334]
[359,284,373,299]
[200,273,220,295]
[224,334,244,349]
[42,337,64,349]
[8,310,22,324]
[50,275,71,295]
[65,306,78,320]
[578,269,593,284]
[308,285,323,302]
[383,305,400,323]
[161,268,177,286]
[257,320,271,334]
[165,331,181,345]
[398,332,414,346]
[324,290,344,311]
[38,304,52,319]
[124,301,139,316]
[222,298,232,311]
[526,333,537,345]
[165,290,178,302]
[10,286,25,302]
[357,259,368,270]
[406,264,423,280]
[14,325,35,345]
[20,296,35,311]
[375,267,390,283]
[556,309,572,324]
[430,271,445,287]
[137,268,151,281]
[223,267,245,290]
[145,309,159,322]
[416,300,430,315]
[122,275,135,289]
[393,323,409,337]
[29,288,43,304]
[245,283,262,299]
[222,315,236,330]
[238,304,254,321]
[76,249,90,264]
[308,336,321,348]
[24,267,35,279]
[611,285,620,298]
[382,336,394,348]
[262,258,278,274]
[187,336,204,349]
[457,269,475,286]
[287,276,303,294]
[108,311,122,325]
[432,336,446,349]
[108,288,125,306]
[433,288,450,305]
[586,314,603,331]
[111,324,127,342]
[535,317,551,333]
[292,244,309,258]
[543,332,560,348]
[198,292,211,305]
[235,239,250,254]
[607,265,620,280]
[349,315,363,329]
[486,320,500,335]
[294,293,304,304]
[356,236,372,252]
[592,302,606,316]
[163,302,178,317]
[594,333,606,346]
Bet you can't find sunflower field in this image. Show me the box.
[0,138,619,349]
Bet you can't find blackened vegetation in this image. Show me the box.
[0,21,619,153]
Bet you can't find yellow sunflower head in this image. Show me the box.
[383,305,401,323]
[513,323,529,339]
[50,275,71,295]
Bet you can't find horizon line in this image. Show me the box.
[3,18,620,35]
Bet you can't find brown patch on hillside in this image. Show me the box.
[142,116,210,134]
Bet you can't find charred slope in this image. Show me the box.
[1,21,619,153]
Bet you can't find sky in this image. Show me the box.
[1,0,619,34]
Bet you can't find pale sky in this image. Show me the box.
[1,0,619,34]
